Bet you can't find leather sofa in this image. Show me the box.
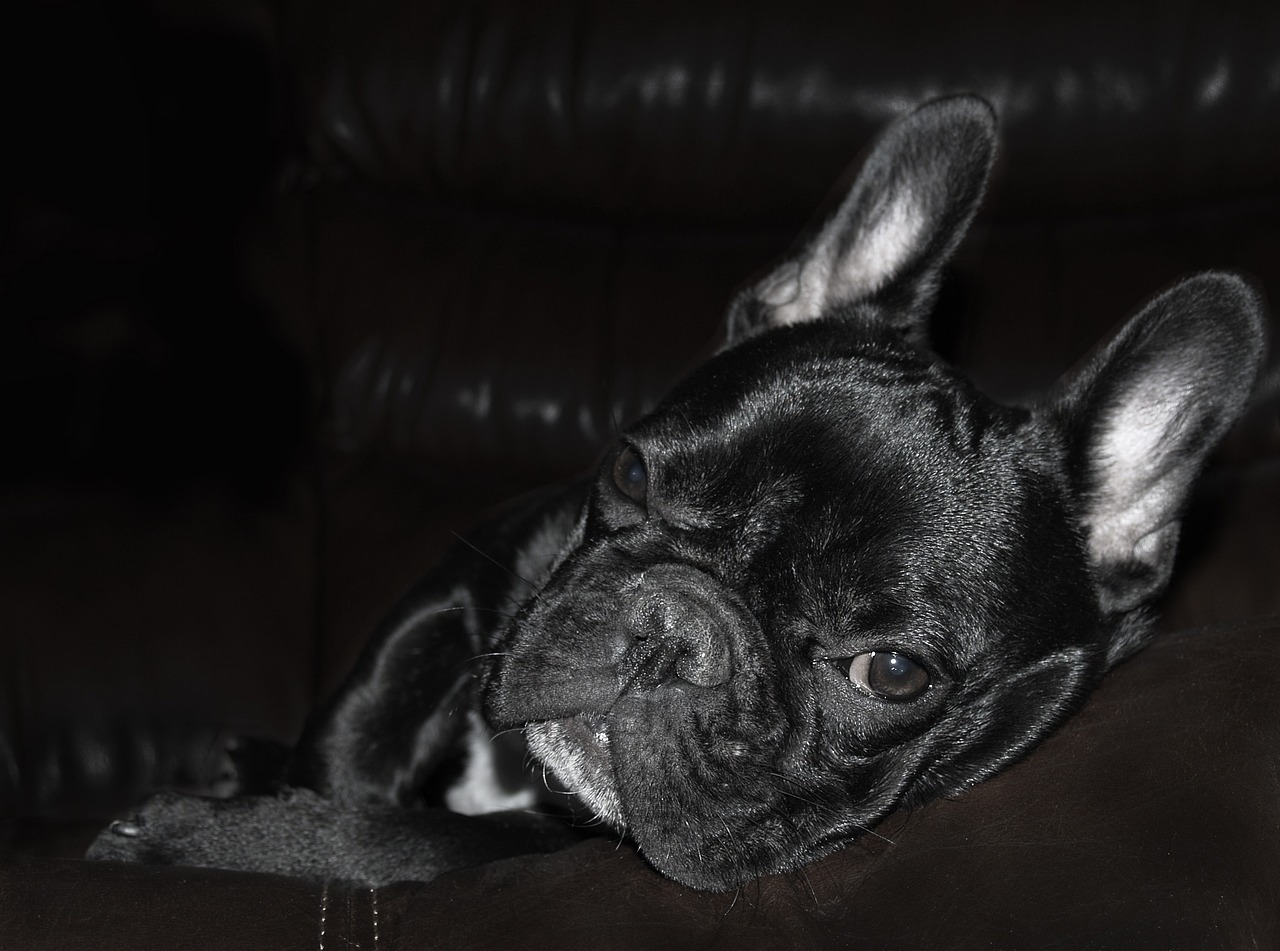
[3,1,1278,947]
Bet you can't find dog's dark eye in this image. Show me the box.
[612,445,648,504]
[847,651,930,701]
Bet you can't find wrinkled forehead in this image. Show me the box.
[623,340,1066,667]
[635,338,1000,484]
[628,339,1039,586]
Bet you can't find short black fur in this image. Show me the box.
[89,95,1267,891]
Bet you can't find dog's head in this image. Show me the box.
[486,96,1266,890]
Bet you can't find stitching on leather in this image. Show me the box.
[371,887,380,947]
[318,882,329,951]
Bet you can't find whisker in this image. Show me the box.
[849,822,894,845]
[764,770,895,845]
[468,607,521,620]
[723,885,743,917]
[485,725,526,743]
[610,401,625,440]
[793,863,818,907]
[763,775,826,810]
[498,589,530,610]
[405,604,518,629]
[450,531,540,592]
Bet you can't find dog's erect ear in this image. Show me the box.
[1051,273,1266,632]
[725,95,996,345]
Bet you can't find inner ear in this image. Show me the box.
[725,94,997,345]
[758,186,932,326]
[1050,273,1265,616]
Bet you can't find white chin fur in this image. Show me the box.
[526,717,625,828]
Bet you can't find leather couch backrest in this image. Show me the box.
[284,0,1280,224]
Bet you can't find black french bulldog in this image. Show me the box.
[89,95,1267,891]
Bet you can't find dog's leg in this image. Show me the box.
[86,788,575,885]
[288,484,586,808]
[88,485,586,881]
[286,558,499,808]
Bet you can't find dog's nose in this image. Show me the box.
[633,598,731,688]
[621,566,736,690]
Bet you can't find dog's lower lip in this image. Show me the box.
[554,713,609,756]
[525,712,624,827]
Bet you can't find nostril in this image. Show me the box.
[665,612,731,688]
[621,568,743,691]
[619,621,733,690]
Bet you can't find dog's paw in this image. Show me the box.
[86,788,361,879]
[86,788,578,884]
[86,789,318,869]
[86,790,225,866]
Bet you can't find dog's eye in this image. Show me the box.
[612,445,648,504]
[847,651,930,701]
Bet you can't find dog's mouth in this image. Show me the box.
[524,714,624,828]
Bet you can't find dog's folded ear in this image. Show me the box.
[918,646,1096,799]
[725,94,997,345]
[1048,273,1266,648]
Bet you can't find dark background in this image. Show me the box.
[2,2,1279,946]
